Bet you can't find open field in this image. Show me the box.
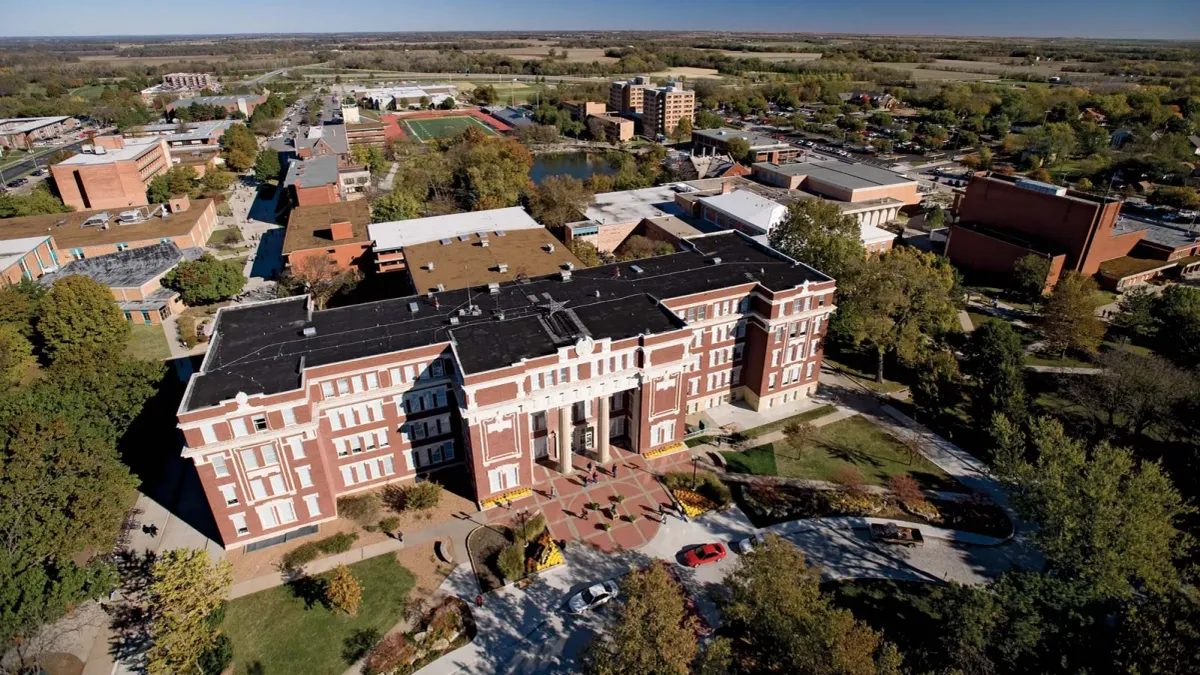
[78,54,236,65]
[650,67,723,78]
[706,50,824,61]
[404,115,498,142]
[69,84,116,99]
[477,47,618,63]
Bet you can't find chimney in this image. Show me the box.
[329,220,354,241]
[721,180,735,195]
[168,194,190,213]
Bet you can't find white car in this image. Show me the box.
[567,580,619,615]
[733,533,766,554]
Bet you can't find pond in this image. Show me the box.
[530,151,616,184]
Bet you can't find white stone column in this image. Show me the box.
[598,395,611,464]
[558,405,573,475]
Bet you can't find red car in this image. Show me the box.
[682,543,727,567]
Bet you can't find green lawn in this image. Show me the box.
[69,84,115,100]
[822,355,906,394]
[223,554,415,675]
[125,324,171,361]
[740,404,839,439]
[207,227,244,247]
[722,415,956,490]
[404,115,497,142]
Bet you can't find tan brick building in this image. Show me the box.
[588,115,635,143]
[642,84,695,138]
[176,231,836,549]
[0,236,59,284]
[50,136,171,211]
[609,76,651,114]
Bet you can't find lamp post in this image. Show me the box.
[691,456,699,490]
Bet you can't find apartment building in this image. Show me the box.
[0,236,59,284]
[642,84,695,138]
[0,116,78,150]
[588,114,635,143]
[564,101,606,121]
[175,231,836,549]
[163,73,217,90]
[49,136,171,211]
[609,76,651,114]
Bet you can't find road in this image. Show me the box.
[0,140,84,183]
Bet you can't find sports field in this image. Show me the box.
[403,115,498,142]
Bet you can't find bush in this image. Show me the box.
[497,542,525,581]
[378,516,401,534]
[511,513,547,542]
[280,532,359,570]
[886,475,924,505]
[363,633,415,675]
[198,632,232,675]
[663,471,731,507]
[832,466,867,497]
[327,565,362,616]
[404,481,443,511]
[337,493,381,525]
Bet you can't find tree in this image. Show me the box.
[695,110,724,129]
[280,254,362,309]
[528,175,593,228]
[445,128,533,210]
[1112,285,1157,338]
[995,415,1190,599]
[200,169,235,193]
[39,275,130,362]
[568,239,603,267]
[839,248,961,383]
[925,205,945,229]
[1028,167,1053,182]
[978,145,995,170]
[1152,285,1200,367]
[371,190,423,223]
[1062,350,1195,438]
[0,324,35,386]
[912,348,963,418]
[1113,591,1200,675]
[146,549,232,675]
[1148,186,1200,210]
[472,84,498,106]
[219,123,258,172]
[254,148,281,182]
[963,320,1028,424]
[1025,122,1077,165]
[587,117,608,142]
[1076,176,1093,192]
[614,235,674,261]
[720,535,902,674]
[162,254,246,305]
[1012,253,1051,304]
[167,166,199,196]
[769,199,865,283]
[1039,271,1104,356]
[726,137,752,163]
[437,96,456,110]
[0,186,71,218]
[327,565,362,616]
[671,116,693,144]
[584,564,698,675]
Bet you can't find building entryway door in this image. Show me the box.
[610,416,626,438]
[534,435,549,459]
[574,425,594,452]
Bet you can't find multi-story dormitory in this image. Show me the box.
[175,231,836,549]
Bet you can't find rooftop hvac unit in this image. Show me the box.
[564,262,575,271]
[498,263,508,273]
[81,212,111,228]
[488,282,500,294]
[440,238,451,245]
[630,264,644,274]
[436,283,445,292]
[545,243,555,252]
[302,326,317,337]
[709,257,722,265]
[496,230,507,236]
[458,234,470,241]
[560,270,572,281]
[481,240,489,248]
[449,316,460,325]
[496,311,506,321]
[426,261,435,270]
[408,302,419,313]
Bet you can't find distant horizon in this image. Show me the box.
[2,0,1197,40]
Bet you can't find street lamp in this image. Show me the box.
[691,456,699,490]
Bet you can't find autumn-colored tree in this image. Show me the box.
[327,565,363,616]
[145,549,232,675]
[528,175,593,228]
[584,564,698,675]
[886,475,924,506]
[1039,271,1105,356]
[281,254,363,309]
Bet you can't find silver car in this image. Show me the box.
[567,580,620,615]
[733,533,766,554]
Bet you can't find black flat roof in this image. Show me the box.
[183,231,830,412]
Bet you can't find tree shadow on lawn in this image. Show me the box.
[286,574,331,610]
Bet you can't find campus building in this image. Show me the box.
[588,114,635,143]
[692,128,799,164]
[0,236,59,285]
[37,241,200,325]
[127,120,233,148]
[945,173,1136,289]
[163,73,217,90]
[283,155,342,207]
[166,94,267,118]
[609,76,651,114]
[175,231,836,549]
[0,116,79,150]
[0,195,217,261]
[49,136,171,211]
[403,228,582,294]
[641,84,695,138]
[282,200,373,273]
[368,207,545,275]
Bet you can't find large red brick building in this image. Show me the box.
[175,232,835,549]
[49,136,171,211]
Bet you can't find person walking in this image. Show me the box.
[611,463,619,479]
[591,470,599,485]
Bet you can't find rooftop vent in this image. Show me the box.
[449,316,460,325]
[426,261,434,270]
[498,263,508,273]
[544,243,555,253]
[560,270,572,281]
[496,230,507,236]
[458,234,470,241]
[709,256,722,265]
[436,283,445,292]
[302,326,317,337]
[630,264,644,274]
[481,240,489,248]
[408,301,419,313]
[488,282,500,294]
[564,262,575,271]
[440,238,451,245]
[496,311,506,321]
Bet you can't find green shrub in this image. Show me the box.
[497,542,525,581]
[280,532,359,570]
[318,532,358,554]
[511,512,547,542]
[199,632,232,675]
[378,516,401,534]
[337,493,381,524]
[404,481,443,511]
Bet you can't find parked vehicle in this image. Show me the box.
[733,533,766,555]
[567,580,620,614]
[869,523,924,548]
[682,543,727,567]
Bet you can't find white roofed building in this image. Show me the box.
[696,190,789,237]
[368,207,543,274]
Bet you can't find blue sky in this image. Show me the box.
[2,0,1197,39]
